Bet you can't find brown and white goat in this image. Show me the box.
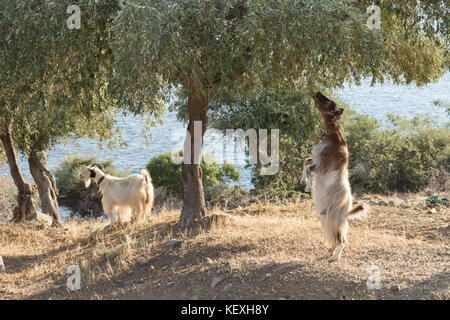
[301,92,366,262]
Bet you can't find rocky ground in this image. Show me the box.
[0,193,448,300]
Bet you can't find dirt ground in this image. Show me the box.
[0,194,448,300]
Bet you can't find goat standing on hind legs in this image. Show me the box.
[79,166,154,230]
[301,92,367,262]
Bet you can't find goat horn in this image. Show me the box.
[92,163,105,171]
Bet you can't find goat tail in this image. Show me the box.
[140,170,154,215]
[348,203,369,219]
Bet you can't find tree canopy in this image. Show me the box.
[0,0,123,153]
[112,0,448,109]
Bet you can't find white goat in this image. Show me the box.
[79,165,154,229]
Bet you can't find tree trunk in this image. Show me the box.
[178,93,208,228]
[0,123,37,222]
[28,148,62,226]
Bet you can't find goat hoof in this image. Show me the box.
[318,254,329,260]
[328,255,341,263]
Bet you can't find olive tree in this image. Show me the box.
[0,0,122,224]
[112,0,448,227]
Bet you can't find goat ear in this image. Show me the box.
[315,92,332,104]
[89,169,96,178]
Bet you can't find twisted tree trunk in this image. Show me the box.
[0,123,37,222]
[28,148,62,226]
[178,93,208,228]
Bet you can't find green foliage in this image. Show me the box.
[202,154,241,187]
[207,89,334,192]
[55,155,128,199]
[146,151,240,197]
[0,0,124,154]
[209,89,321,138]
[112,0,448,113]
[146,152,183,197]
[425,195,448,207]
[343,113,450,192]
[249,136,312,192]
[259,99,343,191]
[258,110,449,193]
[204,184,249,209]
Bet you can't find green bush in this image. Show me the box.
[342,113,450,193]
[204,183,249,209]
[258,110,449,194]
[146,151,241,199]
[55,155,128,199]
[249,136,314,193]
[425,195,448,207]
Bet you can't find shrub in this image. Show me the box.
[204,184,249,209]
[146,151,241,200]
[425,195,448,207]
[146,151,183,197]
[258,110,449,194]
[55,155,128,199]
[342,113,450,193]
[249,136,314,193]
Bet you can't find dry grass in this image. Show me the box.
[0,177,15,224]
[0,195,448,300]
